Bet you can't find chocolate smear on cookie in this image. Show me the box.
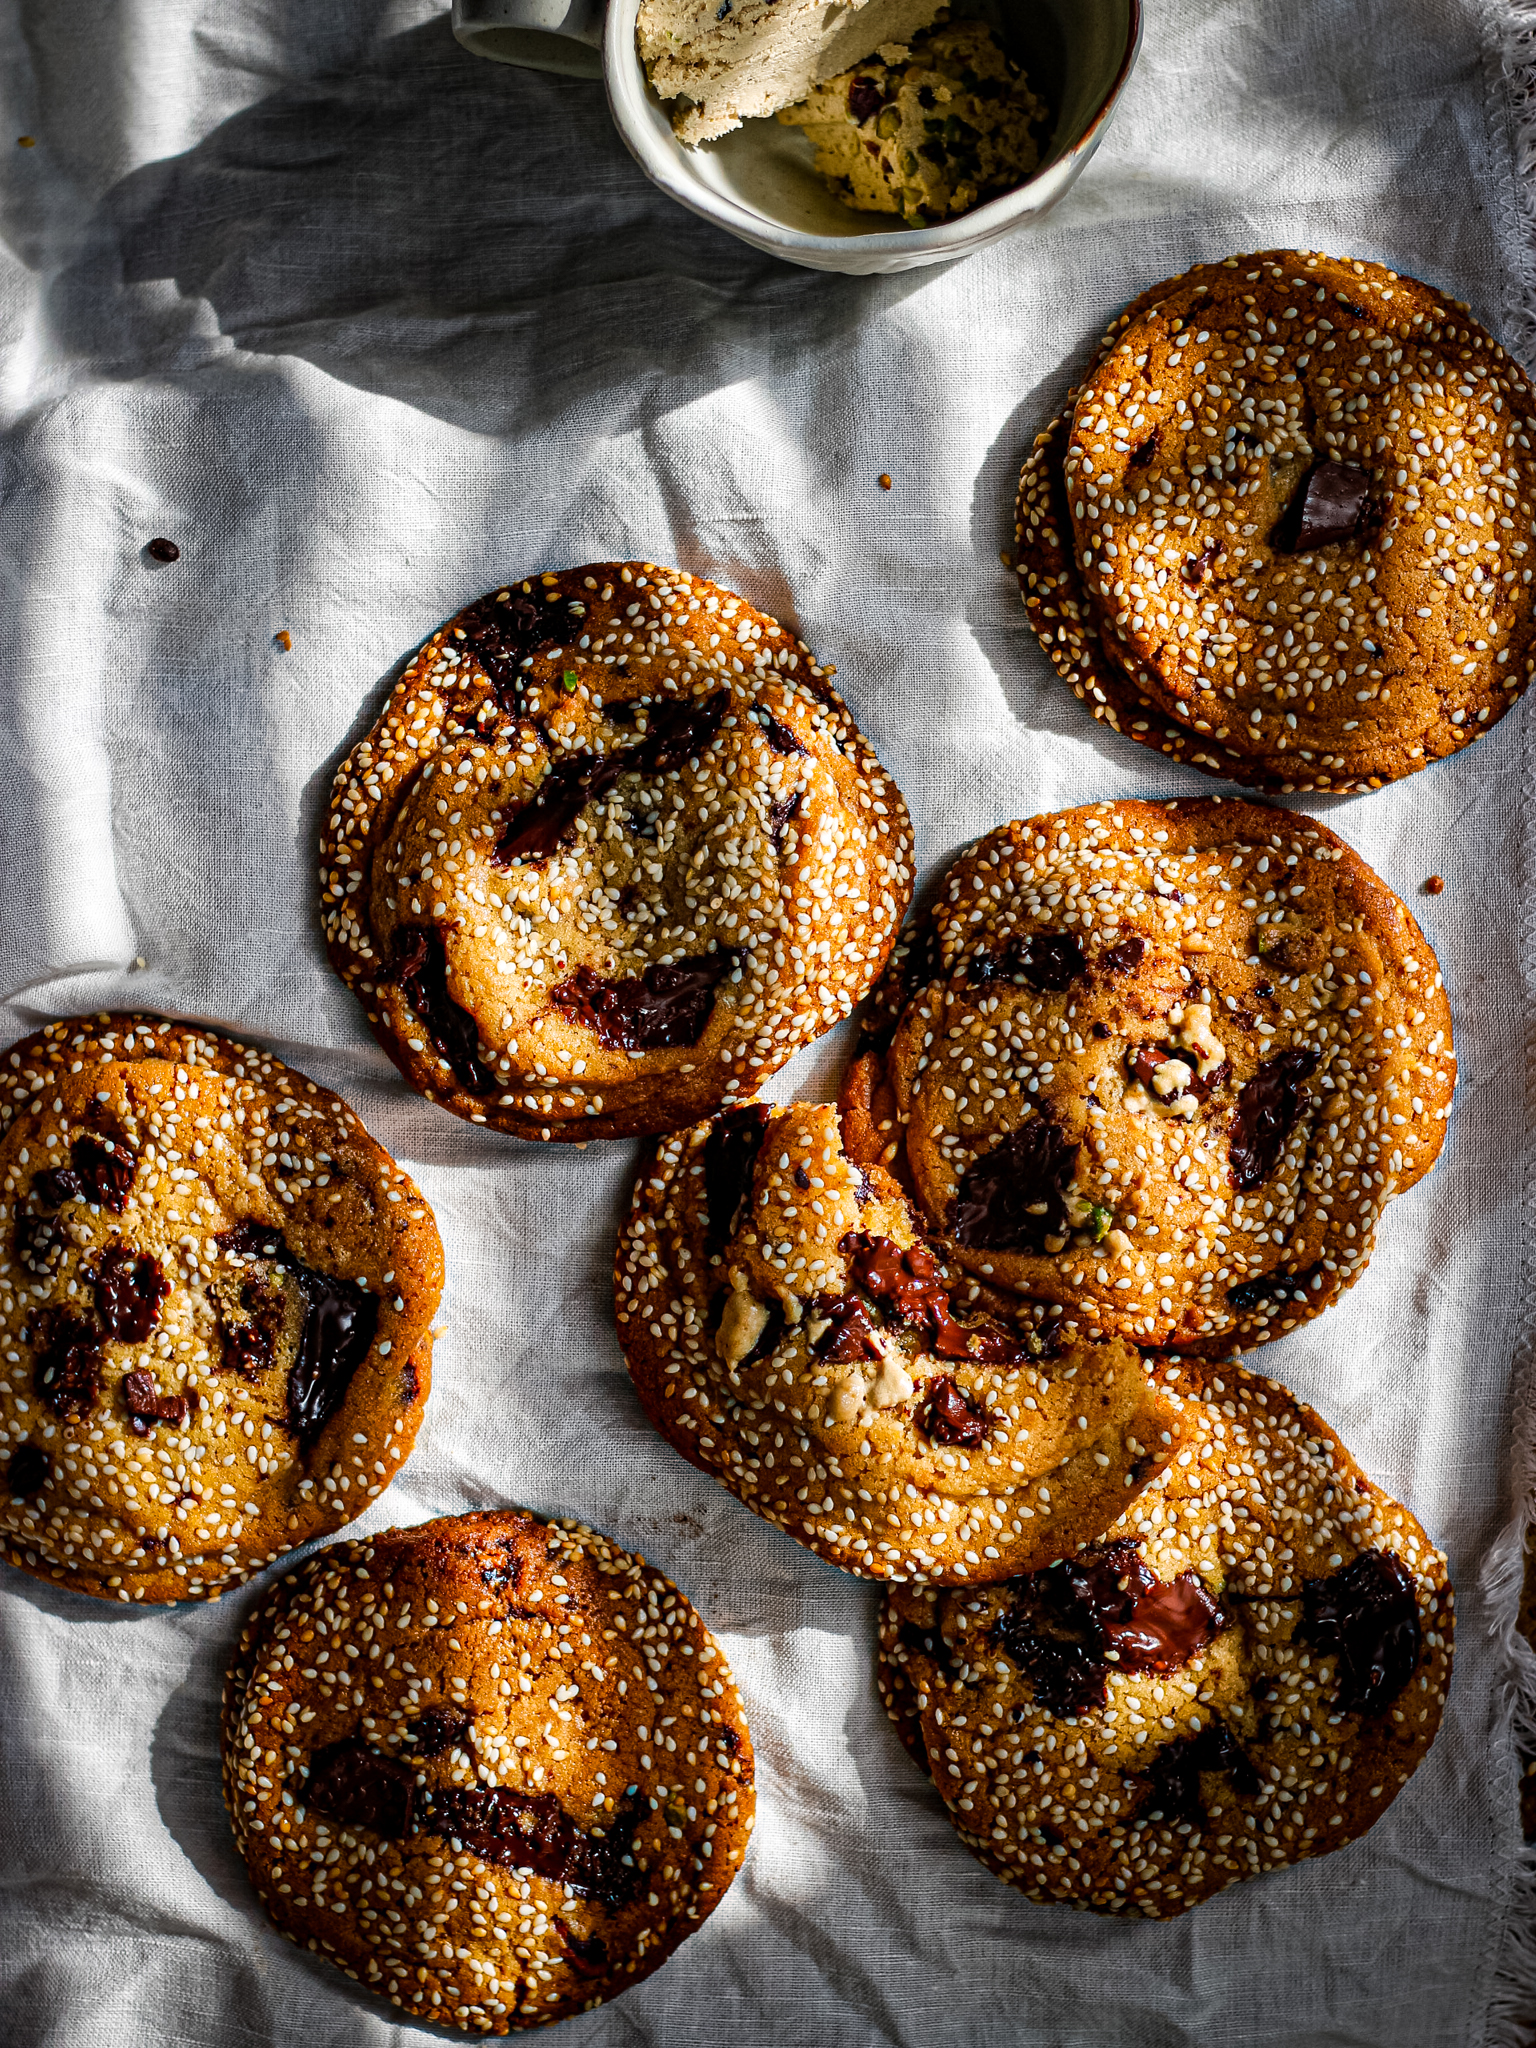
[34,1133,135,1214]
[94,1244,169,1343]
[216,1222,379,1449]
[1300,1548,1421,1716]
[431,1786,644,1907]
[395,925,492,1094]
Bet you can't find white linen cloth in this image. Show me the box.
[1,2,1534,2042]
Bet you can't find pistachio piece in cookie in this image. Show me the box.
[615,1099,1184,1583]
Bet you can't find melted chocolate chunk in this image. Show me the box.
[395,925,492,1094]
[1128,431,1158,469]
[1141,1721,1258,1827]
[950,1114,1077,1254]
[215,1223,379,1448]
[1100,936,1146,976]
[1277,460,1372,553]
[306,1739,416,1840]
[768,790,803,855]
[35,1134,135,1214]
[459,589,577,707]
[13,1211,63,1275]
[408,1707,473,1757]
[5,1441,48,1499]
[552,950,741,1052]
[1300,1549,1421,1716]
[94,1244,169,1343]
[919,1374,990,1447]
[993,1608,1109,1719]
[848,75,882,121]
[811,1293,885,1363]
[219,1273,281,1380]
[1226,1260,1324,1313]
[839,1231,1028,1366]
[493,689,729,866]
[557,1924,609,1976]
[1008,931,1086,992]
[122,1369,189,1435]
[896,1616,958,1680]
[1128,1043,1221,1105]
[1229,1047,1319,1190]
[702,1103,772,1259]
[431,1787,644,1907]
[35,1311,104,1419]
[755,707,805,755]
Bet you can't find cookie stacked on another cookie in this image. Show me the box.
[1015,251,1536,791]
[838,798,1454,1355]
[879,1356,1453,1917]
[0,1014,442,1603]
[223,1508,755,2032]
[615,1099,1184,1581]
[322,562,913,1142]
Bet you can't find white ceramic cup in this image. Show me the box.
[454,0,1141,274]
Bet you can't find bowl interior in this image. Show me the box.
[612,0,1136,244]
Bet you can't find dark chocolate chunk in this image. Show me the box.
[1300,1548,1421,1716]
[1228,1047,1319,1190]
[145,537,180,563]
[557,1924,609,1976]
[458,589,575,708]
[1278,460,1371,552]
[408,1707,473,1757]
[950,1114,1077,1253]
[1100,936,1146,975]
[122,1369,189,1435]
[1141,1720,1258,1827]
[5,1441,48,1499]
[35,1134,135,1214]
[479,1537,524,1593]
[1128,431,1158,469]
[768,789,803,855]
[34,1311,103,1419]
[896,1616,958,1681]
[993,1607,1109,1719]
[551,949,741,1052]
[848,76,882,122]
[919,1374,990,1447]
[430,1786,643,1906]
[1181,541,1217,588]
[810,1293,885,1364]
[755,707,805,755]
[94,1244,169,1343]
[716,1723,741,1755]
[215,1222,379,1448]
[395,925,492,1094]
[702,1103,772,1260]
[306,1739,416,1840]
[839,1230,1028,1366]
[400,1354,420,1403]
[1226,1260,1324,1313]
[13,1211,63,1275]
[793,1164,810,1190]
[219,1272,282,1379]
[1004,931,1086,993]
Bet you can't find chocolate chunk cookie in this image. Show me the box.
[1016,253,1536,791]
[222,1508,754,2031]
[614,1099,1184,1582]
[837,800,1454,1354]
[879,1356,1453,1917]
[322,563,913,1142]
[0,1014,441,1603]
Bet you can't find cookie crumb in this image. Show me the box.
[145,537,180,563]
[1424,875,1445,895]
[17,136,35,148]
[879,473,893,491]
[274,629,292,651]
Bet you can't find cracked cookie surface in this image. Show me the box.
[837,800,1454,1354]
[879,1356,1453,1917]
[322,561,913,1142]
[614,1098,1182,1582]
[0,1014,441,1604]
[222,1508,754,2032]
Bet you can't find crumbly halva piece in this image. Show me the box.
[638,0,942,146]
[1015,251,1536,792]
[838,799,1454,1354]
[614,1098,1184,1582]
[0,1014,442,1604]
[779,21,1045,228]
[321,562,913,1144]
[222,1509,754,2032]
[880,1357,1453,1918]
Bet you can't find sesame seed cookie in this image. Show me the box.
[614,1099,1185,1583]
[878,1355,1453,1918]
[837,800,1454,1354]
[222,1508,754,2032]
[322,563,914,1142]
[1016,252,1536,792]
[0,1014,442,1604]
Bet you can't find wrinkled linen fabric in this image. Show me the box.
[0,2,1533,2043]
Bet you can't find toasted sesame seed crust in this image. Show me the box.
[0,1013,442,1604]
[320,562,913,1141]
[614,1099,1186,1582]
[1016,252,1536,792]
[221,1509,754,2031]
[837,800,1455,1353]
[879,1356,1453,1918]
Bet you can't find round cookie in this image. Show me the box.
[879,1355,1453,1918]
[837,799,1454,1354]
[0,1014,442,1603]
[222,1508,755,2032]
[321,562,914,1142]
[614,1098,1186,1583]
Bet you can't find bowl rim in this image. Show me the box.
[605,0,1143,260]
